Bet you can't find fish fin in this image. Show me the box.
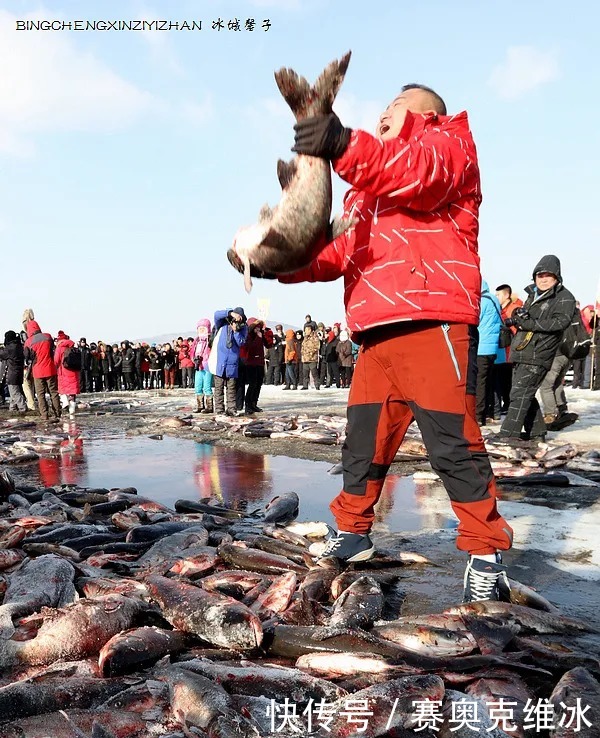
[258,203,273,223]
[276,159,297,189]
[328,215,357,241]
[242,253,253,293]
[274,51,351,119]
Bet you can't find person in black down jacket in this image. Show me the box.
[498,255,576,442]
[0,331,27,413]
[112,345,123,391]
[78,338,92,393]
[121,341,136,390]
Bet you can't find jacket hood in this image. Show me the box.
[481,278,490,294]
[532,255,562,282]
[232,307,246,321]
[4,330,18,344]
[197,318,211,331]
[27,320,41,337]
[285,329,295,340]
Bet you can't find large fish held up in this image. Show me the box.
[228,51,354,292]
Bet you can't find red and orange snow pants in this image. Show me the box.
[330,322,513,555]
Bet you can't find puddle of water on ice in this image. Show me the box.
[23,433,457,534]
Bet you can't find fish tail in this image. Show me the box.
[274,51,351,120]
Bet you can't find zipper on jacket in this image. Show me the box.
[441,324,461,381]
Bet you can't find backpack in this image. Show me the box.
[560,312,592,360]
[62,346,82,371]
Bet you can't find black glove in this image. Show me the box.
[292,113,351,160]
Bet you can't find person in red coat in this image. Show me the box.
[239,318,273,414]
[265,83,513,602]
[54,331,81,417]
[23,319,61,422]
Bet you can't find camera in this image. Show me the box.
[504,307,530,328]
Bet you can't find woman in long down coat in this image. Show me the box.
[54,331,81,417]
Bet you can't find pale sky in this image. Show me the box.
[1,0,598,341]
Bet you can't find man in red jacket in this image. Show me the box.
[23,320,61,422]
[274,84,513,602]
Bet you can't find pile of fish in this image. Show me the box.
[410,440,600,488]
[0,476,599,737]
[185,412,600,484]
[191,413,348,446]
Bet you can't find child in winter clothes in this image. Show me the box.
[191,319,214,413]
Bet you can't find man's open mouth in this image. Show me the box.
[379,124,390,135]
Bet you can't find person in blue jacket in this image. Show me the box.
[489,344,508,422]
[476,279,502,426]
[208,307,248,416]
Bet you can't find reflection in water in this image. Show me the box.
[24,433,455,534]
[38,421,86,488]
[193,445,272,508]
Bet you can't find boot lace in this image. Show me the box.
[318,535,345,558]
[467,566,500,602]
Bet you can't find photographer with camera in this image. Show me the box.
[208,308,248,417]
[498,255,576,442]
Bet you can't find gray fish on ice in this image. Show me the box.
[0,554,77,638]
[228,52,354,291]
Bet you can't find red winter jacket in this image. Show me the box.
[240,319,274,367]
[280,110,482,334]
[178,346,195,369]
[54,339,81,395]
[24,321,57,379]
